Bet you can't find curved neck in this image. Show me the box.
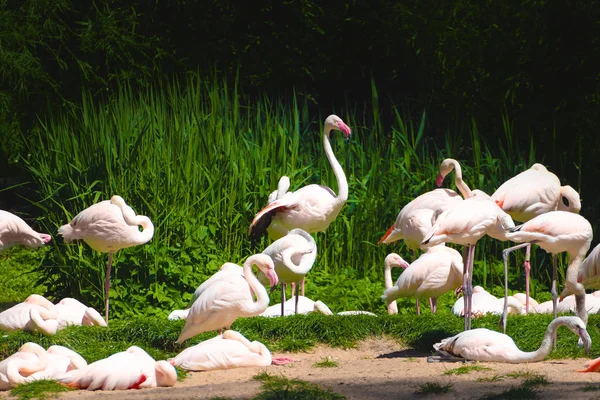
[282,242,316,275]
[323,127,348,203]
[243,256,271,314]
[449,160,472,198]
[9,345,49,382]
[115,203,155,245]
[558,185,581,213]
[29,307,59,335]
[514,317,573,362]
[384,263,399,314]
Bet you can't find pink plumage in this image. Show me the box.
[0,210,51,251]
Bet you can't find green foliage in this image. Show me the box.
[415,382,454,395]
[0,247,47,307]
[443,365,491,375]
[313,357,339,368]
[9,380,71,400]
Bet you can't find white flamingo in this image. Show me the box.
[383,253,410,314]
[0,342,49,390]
[0,294,57,334]
[0,210,52,251]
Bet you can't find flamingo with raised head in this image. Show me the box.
[492,163,581,312]
[59,195,154,323]
[383,253,410,314]
[170,330,293,370]
[57,346,176,390]
[0,210,51,251]
[382,245,463,315]
[260,228,316,315]
[429,316,590,363]
[0,342,49,390]
[177,254,278,343]
[249,115,351,244]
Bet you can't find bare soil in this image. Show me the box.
[3,337,600,399]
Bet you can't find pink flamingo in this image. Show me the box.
[382,245,463,315]
[422,190,515,330]
[0,342,49,390]
[58,195,154,323]
[492,163,581,312]
[576,243,600,290]
[0,294,57,334]
[503,211,592,335]
[383,253,410,314]
[0,210,51,251]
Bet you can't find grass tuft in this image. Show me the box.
[9,380,71,400]
[415,381,454,395]
[480,385,537,400]
[522,375,550,388]
[313,357,339,368]
[443,365,491,375]
[252,373,345,400]
[579,384,600,392]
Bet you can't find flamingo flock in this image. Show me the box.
[2,113,600,392]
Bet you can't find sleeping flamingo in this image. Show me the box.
[0,342,49,390]
[382,245,463,315]
[170,330,292,370]
[30,297,107,335]
[492,163,581,312]
[260,228,317,315]
[58,195,154,323]
[0,210,51,251]
[249,115,351,244]
[452,286,524,317]
[177,254,278,343]
[57,346,176,390]
[25,345,87,382]
[0,294,57,334]
[429,316,590,363]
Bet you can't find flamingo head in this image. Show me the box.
[435,173,445,187]
[324,114,352,138]
[155,360,178,387]
[564,317,591,355]
[255,255,279,288]
[385,253,409,270]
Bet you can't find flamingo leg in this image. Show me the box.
[430,298,437,314]
[301,278,305,297]
[281,283,286,317]
[104,252,114,323]
[466,243,476,331]
[524,244,531,313]
[294,283,300,314]
[500,242,531,333]
[552,254,558,349]
[462,245,471,331]
[416,298,421,316]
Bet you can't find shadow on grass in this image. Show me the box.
[377,349,428,359]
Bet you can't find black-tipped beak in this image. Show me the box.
[580,327,592,355]
[270,285,277,294]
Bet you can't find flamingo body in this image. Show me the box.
[0,342,49,390]
[0,295,56,333]
[0,210,51,251]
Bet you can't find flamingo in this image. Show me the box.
[511,292,539,311]
[260,295,329,317]
[422,190,515,330]
[177,254,278,343]
[451,286,524,317]
[58,195,154,323]
[25,345,87,382]
[383,253,410,314]
[259,228,316,315]
[502,211,592,335]
[378,158,471,250]
[0,294,58,334]
[0,210,51,251]
[30,297,106,335]
[492,163,581,312]
[382,245,463,315]
[0,342,49,390]
[170,330,293,370]
[530,292,600,315]
[57,346,177,390]
[249,115,351,243]
[575,242,600,290]
[429,316,590,363]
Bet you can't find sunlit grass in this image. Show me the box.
[9,380,71,400]
[443,365,491,375]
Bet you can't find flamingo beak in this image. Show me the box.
[266,270,279,288]
[338,122,352,139]
[435,174,445,187]
[580,327,592,355]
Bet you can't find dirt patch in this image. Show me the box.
[2,337,600,399]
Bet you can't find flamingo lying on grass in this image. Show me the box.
[452,286,523,317]
[429,316,590,363]
[0,342,49,390]
[170,330,293,370]
[0,210,51,251]
[177,254,278,343]
[0,294,57,334]
[57,346,176,390]
[25,345,87,382]
[492,163,581,313]
[59,195,154,323]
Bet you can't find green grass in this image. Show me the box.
[253,372,345,399]
[443,365,491,375]
[313,357,339,368]
[9,380,71,400]
[415,382,454,395]
[0,246,47,307]
[478,372,549,399]
[480,386,537,400]
[579,384,600,392]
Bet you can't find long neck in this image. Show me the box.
[450,160,472,198]
[116,203,155,245]
[384,263,399,314]
[512,317,572,362]
[9,345,49,383]
[243,257,271,314]
[565,252,588,323]
[323,127,348,203]
[29,307,59,335]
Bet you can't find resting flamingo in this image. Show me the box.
[170,330,292,370]
[429,316,590,363]
[378,158,471,251]
[25,345,87,382]
[0,210,51,251]
[260,296,329,317]
[0,342,49,390]
[492,163,581,312]
[177,254,278,343]
[249,115,351,243]
[0,294,57,334]
[30,297,106,335]
[260,228,316,315]
[502,211,592,335]
[383,253,409,314]
[58,195,154,322]
[422,190,515,330]
[452,286,523,317]
[382,245,463,315]
[57,346,176,390]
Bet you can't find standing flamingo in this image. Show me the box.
[378,158,471,251]
[259,228,317,315]
[429,316,590,363]
[383,253,410,314]
[177,254,278,343]
[58,195,154,323]
[492,163,581,312]
[575,242,600,290]
[249,115,351,243]
[0,210,51,251]
[422,190,515,330]
[382,245,463,315]
[502,211,592,335]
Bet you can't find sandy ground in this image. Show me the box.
[3,337,600,399]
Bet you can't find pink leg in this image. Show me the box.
[104,252,114,323]
[462,245,470,331]
[301,278,305,297]
[524,244,531,313]
[415,298,421,315]
[430,298,437,314]
[281,283,286,317]
[271,357,296,365]
[466,243,476,330]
